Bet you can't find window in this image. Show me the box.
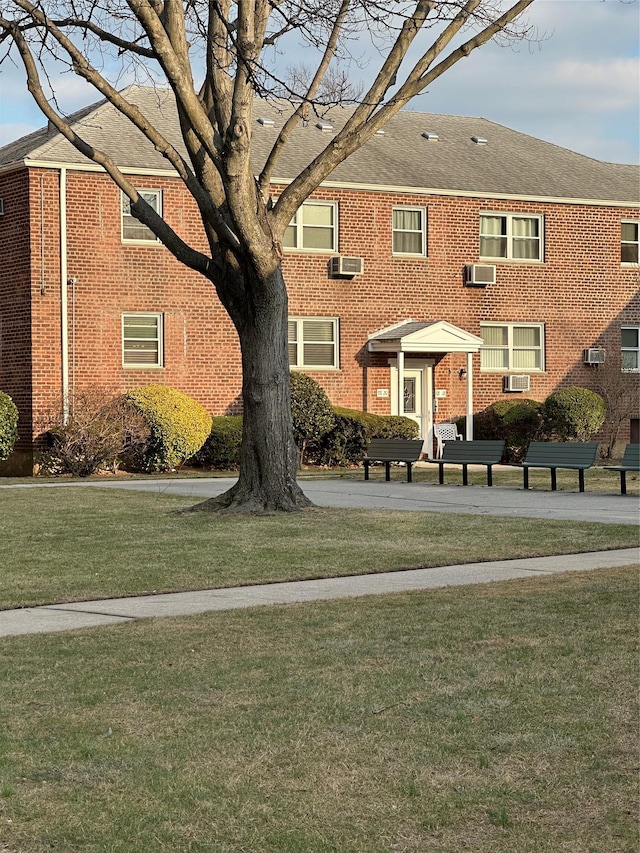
[122,313,163,367]
[122,190,161,242]
[283,201,337,252]
[621,221,639,264]
[480,323,545,371]
[480,213,543,261]
[288,317,338,369]
[392,207,427,256]
[621,326,639,371]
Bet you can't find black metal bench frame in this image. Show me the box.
[422,440,506,486]
[363,438,424,483]
[604,444,640,495]
[513,441,599,493]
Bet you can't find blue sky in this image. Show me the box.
[0,0,638,164]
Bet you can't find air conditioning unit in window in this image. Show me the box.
[464,263,496,287]
[329,256,364,277]
[583,348,606,365]
[503,374,531,392]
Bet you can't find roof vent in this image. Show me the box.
[257,117,275,127]
[471,135,488,145]
[422,132,439,142]
[316,122,333,132]
[375,129,385,135]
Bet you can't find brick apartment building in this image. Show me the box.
[0,86,638,473]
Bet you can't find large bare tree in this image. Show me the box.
[0,0,535,512]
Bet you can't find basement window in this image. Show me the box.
[122,312,164,367]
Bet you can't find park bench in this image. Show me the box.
[362,438,424,483]
[604,443,640,495]
[513,441,598,492]
[422,439,506,486]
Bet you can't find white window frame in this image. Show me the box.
[480,322,545,372]
[621,220,639,265]
[621,325,640,372]
[288,317,339,370]
[479,212,544,262]
[392,206,427,257]
[283,201,338,253]
[122,312,164,368]
[121,189,162,243]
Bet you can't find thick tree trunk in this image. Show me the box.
[188,264,313,513]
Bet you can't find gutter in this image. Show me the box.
[59,166,69,422]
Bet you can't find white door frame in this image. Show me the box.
[389,358,435,457]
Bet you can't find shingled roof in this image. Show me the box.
[0,85,637,204]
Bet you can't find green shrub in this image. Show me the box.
[38,388,150,477]
[542,386,606,442]
[466,398,544,461]
[125,384,212,472]
[193,414,243,470]
[0,391,18,462]
[290,372,335,463]
[318,406,419,466]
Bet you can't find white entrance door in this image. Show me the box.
[402,369,423,436]
[389,359,435,454]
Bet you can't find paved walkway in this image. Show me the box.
[1,476,638,637]
[1,548,637,637]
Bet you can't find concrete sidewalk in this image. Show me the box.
[1,548,637,637]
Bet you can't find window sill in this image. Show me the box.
[122,240,163,247]
[290,366,340,372]
[479,257,544,265]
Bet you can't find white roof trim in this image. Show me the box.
[2,159,636,209]
[368,320,484,354]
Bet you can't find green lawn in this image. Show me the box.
[1,566,637,852]
[0,486,637,609]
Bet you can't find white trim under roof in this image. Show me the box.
[368,319,484,354]
[7,159,637,209]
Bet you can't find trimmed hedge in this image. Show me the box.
[0,391,18,462]
[463,398,544,462]
[125,384,212,472]
[316,406,419,466]
[193,414,243,470]
[195,406,419,469]
[290,372,335,462]
[542,386,606,442]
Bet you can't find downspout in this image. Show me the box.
[59,167,69,422]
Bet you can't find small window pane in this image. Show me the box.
[513,326,540,347]
[480,236,507,258]
[303,205,333,227]
[303,343,335,365]
[621,222,638,242]
[303,320,334,342]
[480,348,508,370]
[482,326,508,346]
[393,231,423,254]
[621,328,638,348]
[622,351,638,370]
[513,349,541,370]
[123,313,162,367]
[303,227,334,250]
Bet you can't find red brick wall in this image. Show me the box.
[6,165,640,455]
[0,169,34,469]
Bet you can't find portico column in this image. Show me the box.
[397,350,405,417]
[466,351,474,440]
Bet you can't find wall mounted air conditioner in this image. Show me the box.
[583,348,606,365]
[503,374,530,392]
[464,263,496,287]
[329,256,364,277]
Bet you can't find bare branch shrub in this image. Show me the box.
[37,387,150,477]
[592,353,640,459]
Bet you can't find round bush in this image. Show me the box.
[542,386,606,442]
[193,414,243,470]
[317,406,419,466]
[0,390,18,462]
[469,398,544,461]
[290,372,335,462]
[125,384,213,472]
